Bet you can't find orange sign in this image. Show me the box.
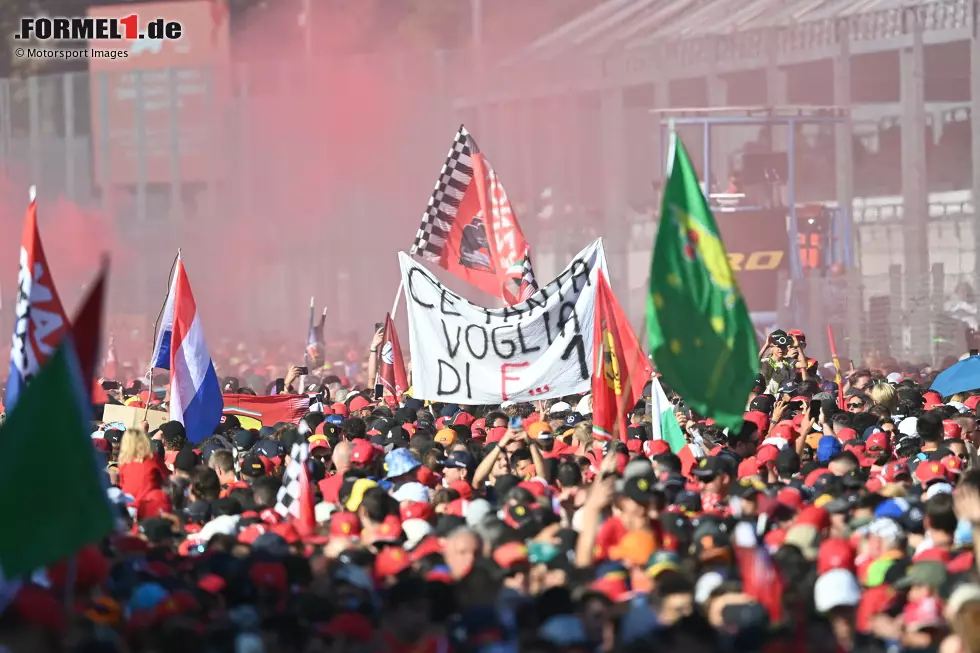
[88,1,230,185]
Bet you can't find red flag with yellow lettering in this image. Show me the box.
[591,270,653,441]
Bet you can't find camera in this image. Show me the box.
[769,329,790,348]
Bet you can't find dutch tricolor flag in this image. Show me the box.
[149,253,222,443]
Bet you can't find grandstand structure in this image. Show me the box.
[449,0,980,362]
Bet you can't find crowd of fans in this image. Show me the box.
[5,327,980,653]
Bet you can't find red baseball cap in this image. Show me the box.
[966,396,980,411]
[330,512,362,538]
[350,439,378,465]
[349,396,372,413]
[644,440,672,457]
[817,538,855,575]
[743,411,769,437]
[374,514,404,542]
[916,461,949,484]
[400,501,434,522]
[770,422,797,441]
[737,457,761,478]
[796,505,830,531]
[866,432,891,454]
[943,420,963,440]
[880,460,910,483]
[375,547,412,579]
[756,444,779,466]
[449,480,473,500]
[487,426,508,444]
[837,427,858,442]
[943,454,965,476]
[777,487,803,511]
[331,403,350,417]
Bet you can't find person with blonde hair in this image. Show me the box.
[118,427,168,500]
[868,382,898,412]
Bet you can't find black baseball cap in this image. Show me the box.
[444,451,476,472]
[691,456,735,478]
[240,454,266,478]
[174,447,200,472]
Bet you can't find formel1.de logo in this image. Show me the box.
[15,15,182,41]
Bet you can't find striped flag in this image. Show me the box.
[158,254,222,443]
[275,442,316,537]
[515,247,538,304]
[6,187,69,411]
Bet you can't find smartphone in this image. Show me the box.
[274,378,285,394]
[374,383,383,400]
[809,399,822,421]
[101,380,120,390]
[509,416,523,430]
[374,322,384,331]
[296,366,309,375]
[787,400,802,411]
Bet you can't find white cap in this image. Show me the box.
[695,570,725,605]
[576,394,593,416]
[199,514,241,542]
[315,501,338,524]
[465,498,494,527]
[924,482,954,500]
[886,372,902,383]
[814,569,860,613]
[948,401,969,414]
[549,401,572,414]
[392,482,430,504]
[898,416,919,437]
[402,519,433,550]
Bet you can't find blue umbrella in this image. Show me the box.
[930,355,980,397]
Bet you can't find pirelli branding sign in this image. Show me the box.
[716,209,789,313]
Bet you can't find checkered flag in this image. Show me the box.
[274,442,310,521]
[516,247,538,303]
[411,125,476,262]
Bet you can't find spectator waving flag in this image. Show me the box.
[304,297,326,369]
[515,247,539,304]
[650,374,686,453]
[378,313,408,406]
[275,442,316,537]
[647,131,758,431]
[160,254,222,443]
[412,125,529,303]
[6,186,69,411]
[149,254,179,371]
[592,270,653,441]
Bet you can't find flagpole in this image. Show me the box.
[143,251,180,421]
[390,280,404,320]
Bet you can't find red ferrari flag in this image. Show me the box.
[412,126,528,302]
[378,313,408,406]
[591,270,653,441]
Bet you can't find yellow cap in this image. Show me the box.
[434,428,457,447]
[345,478,378,512]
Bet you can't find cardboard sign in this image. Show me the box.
[102,403,169,431]
[400,239,607,404]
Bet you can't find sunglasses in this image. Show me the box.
[847,402,864,408]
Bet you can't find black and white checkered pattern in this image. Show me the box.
[411,125,478,261]
[274,442,309,519]
[517,247,539,303]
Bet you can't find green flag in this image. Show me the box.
[0,340,114,578]
[647,132,758,431]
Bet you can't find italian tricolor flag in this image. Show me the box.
[651,375,686,453]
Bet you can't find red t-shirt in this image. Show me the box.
[119,458,168,500]
[319,473,345,504]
